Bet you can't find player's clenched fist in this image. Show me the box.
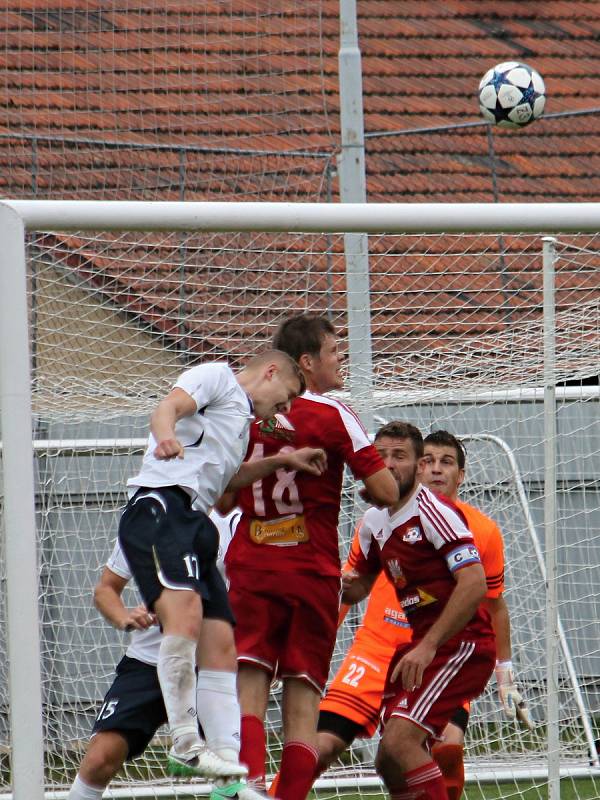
[153,437,184,460]
[281,447,327,476]
[122,604,158,632]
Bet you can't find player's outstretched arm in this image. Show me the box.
[94,566,157,632]
[225,446,327,490]
[214,490,238,515]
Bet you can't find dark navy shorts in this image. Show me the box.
[91,656,166,760]
[118,485,234,625]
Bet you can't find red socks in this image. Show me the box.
[267,771,281,798]
[269,754,323,798]
[390,762,448,800]
[276,741,319,800]
[432,744,464,800]
[240,715,267,790]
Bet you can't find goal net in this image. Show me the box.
[1,214,600,800]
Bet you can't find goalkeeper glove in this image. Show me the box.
[495,660,534,730]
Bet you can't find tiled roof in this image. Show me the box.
[4,1,600,201]
[1,2,599,388]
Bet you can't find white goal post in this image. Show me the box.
[1,200,600,800]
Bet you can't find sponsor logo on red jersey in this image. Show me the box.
[402,526,422,544]
[258,413,295,442]
[400,587,437,613]
[387,558,407,588]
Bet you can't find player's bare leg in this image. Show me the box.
[376,717,448,800]
[156,589,246,780]
[316,731,349,774]
[67,732,129,799]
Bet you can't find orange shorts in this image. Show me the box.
[320,640,473,739]
[320,642,395,738]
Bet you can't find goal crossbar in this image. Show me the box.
[3,199,600,233]
[1,200,600,800]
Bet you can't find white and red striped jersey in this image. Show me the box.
[226,391,385,577]
[354,484,493,640]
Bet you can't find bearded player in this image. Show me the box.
[313,428,531,800]
[342,421,496,800]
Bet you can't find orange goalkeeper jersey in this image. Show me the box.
[344,497,505,655]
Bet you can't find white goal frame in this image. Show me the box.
[2,199,600,800]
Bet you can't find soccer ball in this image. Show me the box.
[478,62,546,128]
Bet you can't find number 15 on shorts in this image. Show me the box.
[96,699,118,721]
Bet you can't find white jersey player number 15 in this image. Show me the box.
[247,443,304,516]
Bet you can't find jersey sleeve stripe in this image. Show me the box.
[303,392,370,451]
[417,493,457,543]
[419,490,473,544]
[418,504,454,544]
[330,397,366,429]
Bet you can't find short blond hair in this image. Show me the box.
[245,349,305,393]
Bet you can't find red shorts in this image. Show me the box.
[227,568,340,692]
[381,634,496,742]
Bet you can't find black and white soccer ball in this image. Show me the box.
[478,62,546,128]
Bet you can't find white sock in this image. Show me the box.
[196,669,241,763]
[158,634,200,753]
[67,774,105,800]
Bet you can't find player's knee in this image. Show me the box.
[156,589,203,639]
[198,619,237,669]
[377,719,423,776]
[375,737,400,781]
[317,731,347,769]
[217,632,237,667]
[79,739,126,787]
[440,719,465,746]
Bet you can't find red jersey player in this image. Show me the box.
[224,315,398,800]
[314,430,531,800]
[343,421,496,800]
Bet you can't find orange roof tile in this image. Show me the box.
[1,1,599,380]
